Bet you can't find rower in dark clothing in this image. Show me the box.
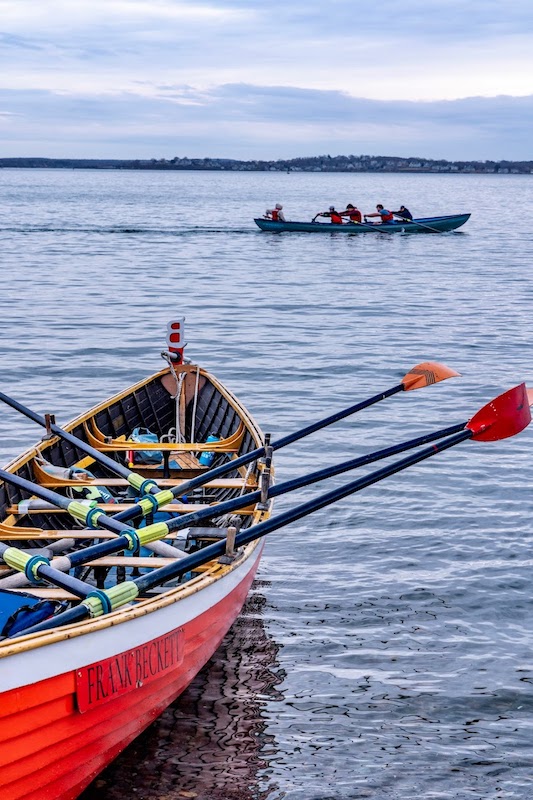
[392,205,413,221]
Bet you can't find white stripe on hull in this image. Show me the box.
[0,541,263,693]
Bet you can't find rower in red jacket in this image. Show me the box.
[340,203,362,223]
[314,206,343,224]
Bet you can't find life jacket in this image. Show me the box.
[380,209,394,222]
[330,211,343,224]
[271,208,280,221]
[348,209,362,223]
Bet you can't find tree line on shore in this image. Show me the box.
[1,154,531,174]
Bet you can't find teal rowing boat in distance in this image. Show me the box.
[254,213,471,234]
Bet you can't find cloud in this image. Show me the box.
[0,1,532,157]
[1,84,532,161]
[1,0,532,99]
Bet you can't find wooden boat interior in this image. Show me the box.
[0,362,267,622]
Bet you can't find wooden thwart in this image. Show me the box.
[33,473,257,491]
[83,418,246,453]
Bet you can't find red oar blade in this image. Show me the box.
[466,383,531,441]
[401,361,461,391]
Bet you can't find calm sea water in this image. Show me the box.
[1,168,533,799]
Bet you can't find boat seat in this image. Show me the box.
[60,453,209,478]
[5,587,83,601]
[0,521,222,542]
[34,473,257,490]
[0,529,120,541]
[4,561,218,602]
[83,418,246,453]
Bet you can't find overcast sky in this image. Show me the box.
[1,0,532,161]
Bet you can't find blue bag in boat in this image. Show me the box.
[128,427,162,465]
[0,588,65,637]
[198,434,220,467]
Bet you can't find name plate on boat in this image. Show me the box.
[76,628,184,713]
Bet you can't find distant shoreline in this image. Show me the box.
[0,156,531,175]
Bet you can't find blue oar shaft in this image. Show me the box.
[14,427,471,636]
[160,383,406,499]
[111,384,406,523]
[0,391,132,481]
[63,420,464,567]
[2,421,465,574]
[137,428,473,591]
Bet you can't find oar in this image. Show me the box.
[0,362,460,524]
[354,219,394,235]
[12,383,531,637]
[397,217,442,233]
[0,420,467,583]
[0,466,145,539]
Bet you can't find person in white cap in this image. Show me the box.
[265,203,286,222]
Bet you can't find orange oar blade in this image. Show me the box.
[528,387,533,407]
[466,383,531,441]
[401,361,461,391]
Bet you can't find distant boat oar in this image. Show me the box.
[0,362,460,524]
[13,383,531,637]
[353,219,393,235]
[396,216,442,233]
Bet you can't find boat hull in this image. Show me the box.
[0,543,262,800]
[254,213,470,233]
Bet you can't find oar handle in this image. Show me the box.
[0,542,96,599]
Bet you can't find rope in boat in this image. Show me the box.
[161,354,186,444]
[190,365,200,445]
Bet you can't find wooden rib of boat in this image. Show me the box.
[0,322,269,800]
[254,213,471,233]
